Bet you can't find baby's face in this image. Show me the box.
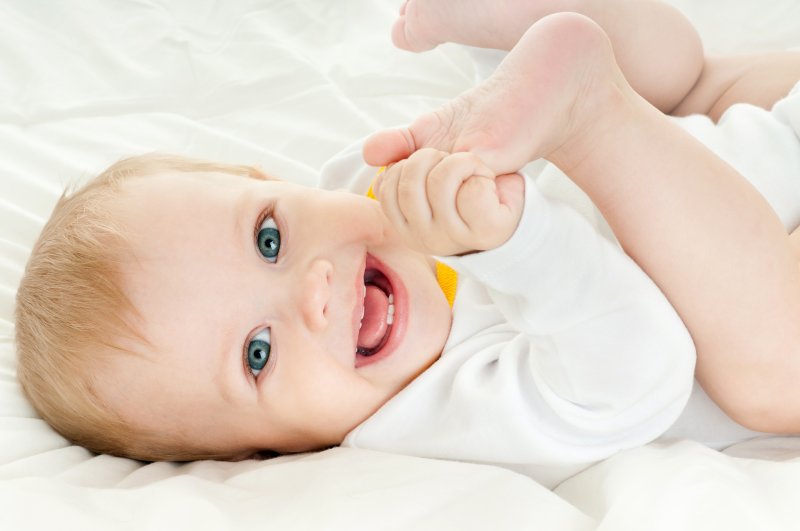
[102,170,452,456]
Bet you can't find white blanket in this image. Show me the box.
[2,1,800,529]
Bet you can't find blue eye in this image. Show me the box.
[247,329,271,377]
[257,215,280,262]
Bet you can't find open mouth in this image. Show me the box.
[354,256,402,367]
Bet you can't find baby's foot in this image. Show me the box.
[392,0,567,52]
[365,13,629,175]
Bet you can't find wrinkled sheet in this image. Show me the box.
[1,1,800,529]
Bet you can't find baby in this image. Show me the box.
[14,0,800,487]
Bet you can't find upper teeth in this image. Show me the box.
[359,283,366,321]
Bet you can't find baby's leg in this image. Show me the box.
[674,51,800,120]
[546,58,800,432]
[563,120,800,433]
[792,226,800,264]
[393,0,704,113]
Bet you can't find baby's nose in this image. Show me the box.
[301,258,333,332]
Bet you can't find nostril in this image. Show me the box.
[302,259,333,332]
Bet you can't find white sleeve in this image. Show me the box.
[440,175,696,425]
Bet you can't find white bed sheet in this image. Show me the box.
[2,1,800,529]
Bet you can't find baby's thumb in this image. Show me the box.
[456,172,524,251]
[495,172,525,219]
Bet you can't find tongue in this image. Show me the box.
[357,285,389,350]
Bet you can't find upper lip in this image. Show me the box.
[351,253,367,357]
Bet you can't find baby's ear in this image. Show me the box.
[249,168,280,181]
[228,448,258,461]
[228,448,280,461]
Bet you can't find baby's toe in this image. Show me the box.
[390,1,438,52]
[363,128,416,167]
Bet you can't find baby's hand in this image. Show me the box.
[373,148,524,256]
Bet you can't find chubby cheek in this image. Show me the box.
[411,283,452,368]
[415,268,453,345]
[277,350,366,408]
[409,317,449,378]
[299,372,385,439]
[367,307,449,393]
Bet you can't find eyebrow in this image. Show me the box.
[232,188,252,253]
[216,188,257,406]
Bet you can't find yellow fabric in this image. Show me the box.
[366,168,457,308]
[365,166,384,200]
[435,260,458,308]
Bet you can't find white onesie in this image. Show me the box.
[318,82,800,489]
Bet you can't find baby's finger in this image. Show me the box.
[396,150,445,230]
[456,172,525,250]
[426,152,495,239]
[376,161,409,232]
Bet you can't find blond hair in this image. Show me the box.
[15,154,267,461]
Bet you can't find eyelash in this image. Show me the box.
[253,204,279,249]
[246,204,280,381]
[245,328,272,380]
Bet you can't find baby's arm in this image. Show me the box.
[374,148,696,449]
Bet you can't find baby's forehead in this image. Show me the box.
[113,173,242,256]
[116,170,259,217]
[124,170,246,193]
[116,177,245,339]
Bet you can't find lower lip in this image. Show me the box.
[355,255,407,368]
